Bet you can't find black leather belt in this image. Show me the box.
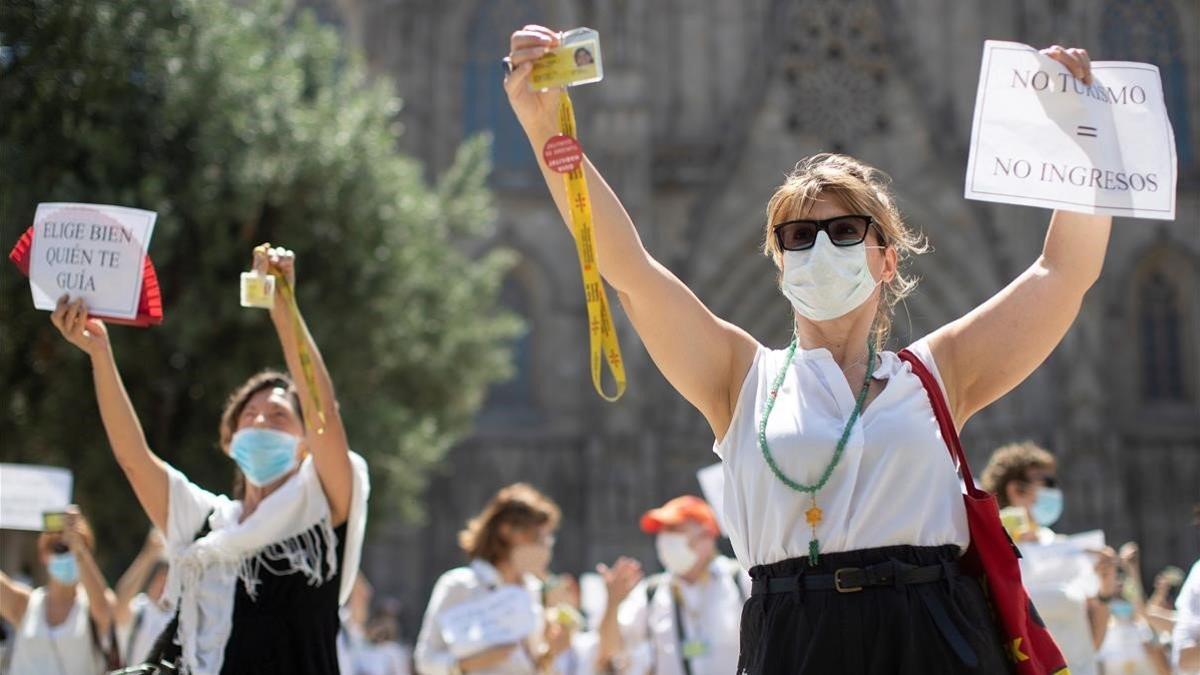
[751,559,961,595]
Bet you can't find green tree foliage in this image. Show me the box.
[0,0,521,568]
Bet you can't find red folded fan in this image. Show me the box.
[8,225,164,327]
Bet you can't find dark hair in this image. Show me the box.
[218,370,303,450]
[458,483,560,564]
[981,441,1057,508]
[219,370,303,497]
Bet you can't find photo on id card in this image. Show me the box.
[529,28,603,90]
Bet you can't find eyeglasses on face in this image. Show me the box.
[773,215,875,252]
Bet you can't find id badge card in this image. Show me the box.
[240,271,275,309]
[681,639,710,659]
[529,28,603,91]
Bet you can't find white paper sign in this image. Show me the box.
[29,203,157,319]
[966,40,1176,219]
[696,463,729,536]
[0,464,73,531]
[437,585,537,658]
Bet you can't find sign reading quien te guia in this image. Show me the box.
[966,40,1177,220]
[26,203,158,319]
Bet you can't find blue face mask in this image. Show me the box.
[1031,487,1064,527]
[47,552,78,585]
[1110,599,1134,621]
[230,428,300,487]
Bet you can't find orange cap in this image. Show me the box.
[639,496,719,536]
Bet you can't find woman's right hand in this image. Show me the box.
[50,295,110,358]
[598,557,644,606]
[503,25,563,137]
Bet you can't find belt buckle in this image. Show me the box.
[834,567,863,593]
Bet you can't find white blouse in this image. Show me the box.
[714,338,970,568]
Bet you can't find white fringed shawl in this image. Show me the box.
[162,452,369,675]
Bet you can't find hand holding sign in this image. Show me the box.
[51,295,110,358]
[965,41,1177,219]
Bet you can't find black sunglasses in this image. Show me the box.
[50,541,70,554]
[773,215,875,252]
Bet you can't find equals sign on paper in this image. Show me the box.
[1076,125,1098,138]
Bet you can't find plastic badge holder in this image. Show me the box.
[240,271,275,309]
[529,28,603,91]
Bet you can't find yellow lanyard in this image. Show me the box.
[555,90,626,402]
[255,243,326,434]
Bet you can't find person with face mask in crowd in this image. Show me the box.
[506,24,1108,673]
[113,529,172,667]
[981,441,1119,675]
[0,506,118,674]
[415,484,571,674]
[49,245,370,674]
[595,496,748,675]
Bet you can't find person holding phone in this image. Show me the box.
[48,245,369,675]
[505,25,1112,673]
[0,506,117,674]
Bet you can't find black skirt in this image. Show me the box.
[738,545,1013,675]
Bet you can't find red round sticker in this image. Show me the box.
[543,134,583,173]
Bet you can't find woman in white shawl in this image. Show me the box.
[50,244,369,675]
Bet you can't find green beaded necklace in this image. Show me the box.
[757,337,876,566]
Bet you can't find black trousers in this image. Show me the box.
[738,545,1013,674]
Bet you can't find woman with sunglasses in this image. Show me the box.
[0,507,117,674]
[506,26,1112,674]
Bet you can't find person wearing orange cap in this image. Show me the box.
[594,496,749,675]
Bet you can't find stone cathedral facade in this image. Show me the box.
[304,0,1199,634]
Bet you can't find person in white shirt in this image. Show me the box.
[1174,557,1200,673]
[597,496,748,675]
[113,528,173,667]
[505,24,1110,674]
[49,245,369,675]
[355,613,413,675]
[0,507,117,675]
[415,483,571,674]
[981,441,1120,675]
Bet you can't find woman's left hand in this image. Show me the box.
[62,506,87,554]
[252,244,296,289]
[545,620,572,658]
[1040,45,1093,85]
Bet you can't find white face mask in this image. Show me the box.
[780,232,880,321]
[655,532,699,576]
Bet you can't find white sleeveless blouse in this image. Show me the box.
[714,338,970,568]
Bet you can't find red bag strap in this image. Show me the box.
[897,349,981,495]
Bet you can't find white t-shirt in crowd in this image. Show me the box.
[116,592,174,667]
[614,556,749,675]
[354,641,412,675]
[414,559,547,675]
[7,586,105,675]
[1174,560,1200,674]
[714,338,970,567]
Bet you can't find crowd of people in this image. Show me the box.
[2,455,1196,675]
[1,22,1197,675]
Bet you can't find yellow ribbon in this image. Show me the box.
[556,90,627,402]
[255,243,327,434]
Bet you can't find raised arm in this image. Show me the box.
[505,26,758,438]
[928,48,1113,427]
[64,507,117,637]
[114,529,165,626]
[255,246,354,526]
[51,297,169,530]
[0,571,31,627]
